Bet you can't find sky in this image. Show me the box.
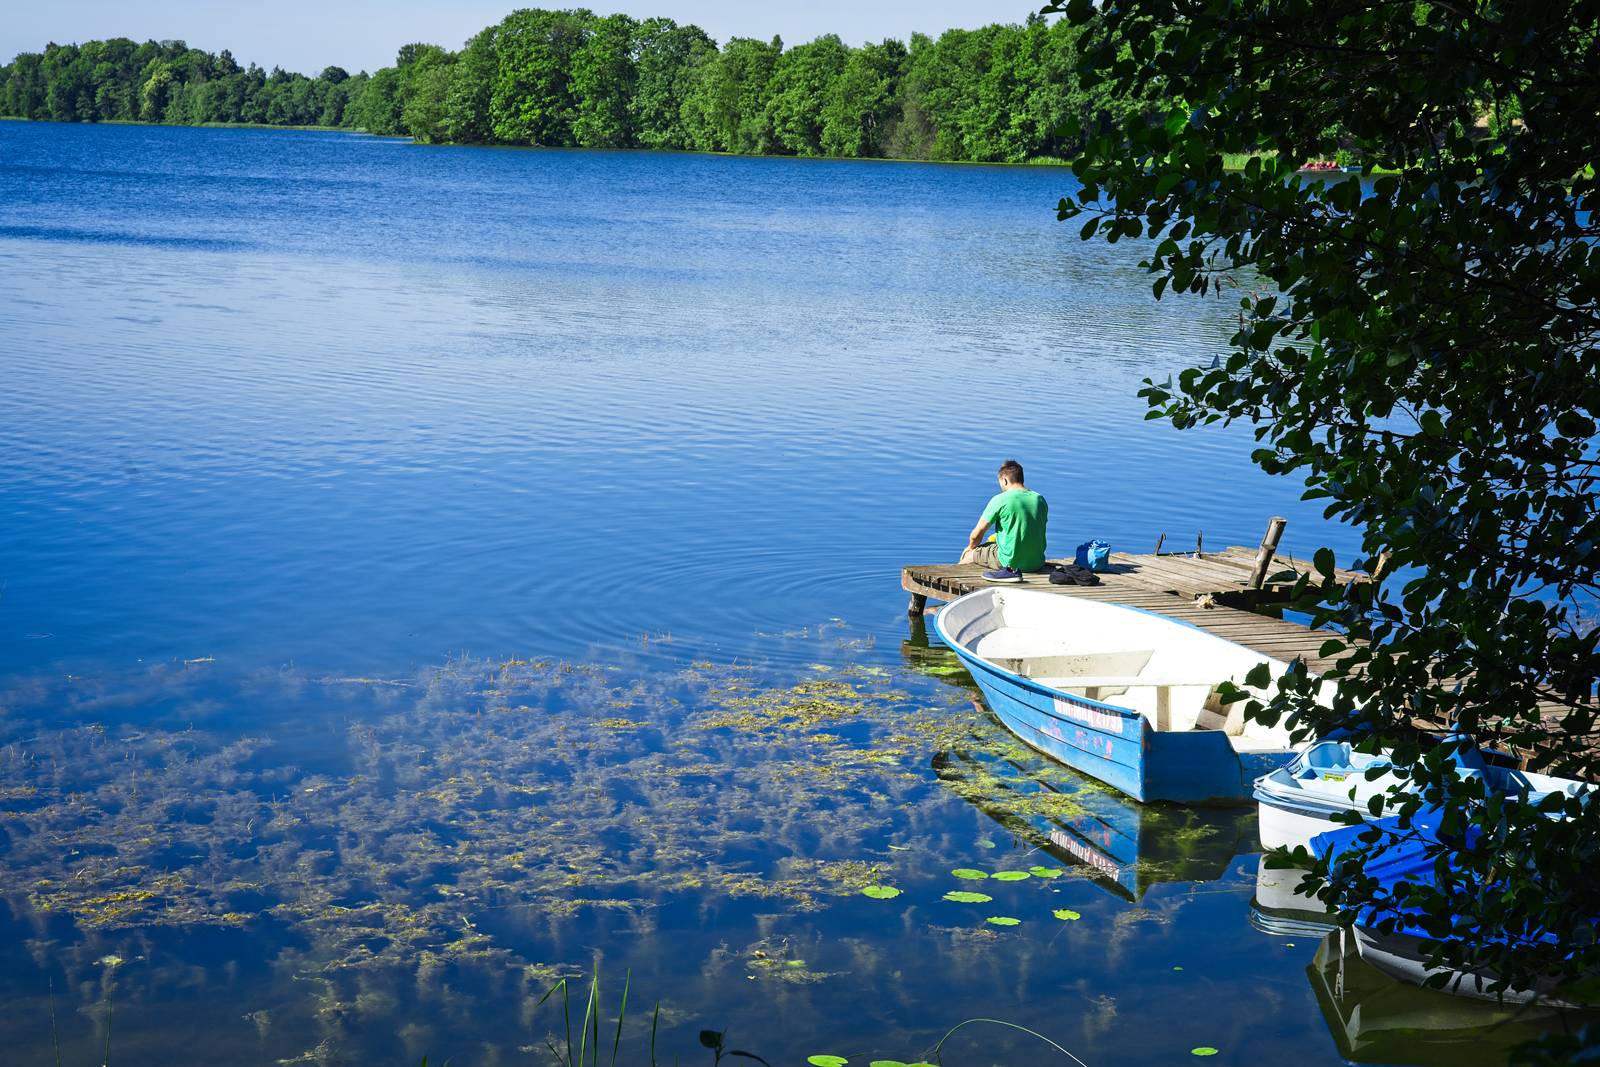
[3,1,1042,74]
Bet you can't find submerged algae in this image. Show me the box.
[0,656,962,980]
[0,643,1226,1064]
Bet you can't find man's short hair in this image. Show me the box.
[998,459,1024,484]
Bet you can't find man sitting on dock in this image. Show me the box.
[960,459,1048,583]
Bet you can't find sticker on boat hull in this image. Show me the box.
[1052,694,1126,735]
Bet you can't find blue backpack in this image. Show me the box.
[1075,539,1111,572]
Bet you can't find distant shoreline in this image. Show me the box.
[0,116,1086,167]
[0,116,1380,174]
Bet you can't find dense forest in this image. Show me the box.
[0,9,1155,162]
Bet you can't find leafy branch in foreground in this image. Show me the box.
[1051,0,1600,1013]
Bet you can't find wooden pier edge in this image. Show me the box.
[901,519,1370,675]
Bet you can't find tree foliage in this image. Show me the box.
[0,10,1141,163]
[1052,0,1600,1010]
[0,38,367,129]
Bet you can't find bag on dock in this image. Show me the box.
[1075,539,1111,572]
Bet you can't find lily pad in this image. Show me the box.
[977,837,997,848]
[991,870,1031,881]
[786,959,806,968]
[950,868,989,880]
[985,916,1021,926]
[1191,1049,1219,1057]
[1028,865,1062,878]
[1053,908,1081,921]
[943,891,993,903]
[870,1061,910,1067]
[808,1057,849,1067]
[861,885,902,900]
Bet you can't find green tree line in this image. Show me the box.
[0,38,367,129]
[0,9,1154,162]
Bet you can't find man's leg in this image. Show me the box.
[959,542,999,568]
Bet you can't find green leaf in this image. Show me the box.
[950,868,989,880]
[991,870,1031,881]
[808,1057,848,1067]
[861,885,901,899]
[1053,909,1081,921]
[1028,865,1062,878]
[869,1061,909,1067]
[1191,1049,1219,1057]
[986,916,1022,926]
[943,891,993,903]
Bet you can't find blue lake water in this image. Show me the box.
[0,121,1556,1065]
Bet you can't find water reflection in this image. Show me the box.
[931,742,1256,902]
[1250,859,1339,938]
[1308,929,1575,1066]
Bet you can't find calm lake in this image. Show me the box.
[0,121,1562,1065]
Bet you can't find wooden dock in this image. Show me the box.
[904,529,1580,766]
[902,521,1369,675]
[905,557,1355,673]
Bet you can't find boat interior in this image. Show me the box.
[941,589,1296,752]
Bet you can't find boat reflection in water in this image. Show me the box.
[1308,927,1576,1066]
[930,734,1256,902]
[905,621,1255,901]
[1250,857,1339,937]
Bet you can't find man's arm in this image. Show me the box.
[967,517,991,551]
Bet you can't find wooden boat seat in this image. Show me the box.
[1040,675,1220,696]
[1038,675,1223,733]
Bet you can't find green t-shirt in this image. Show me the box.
[981,489,1049,572]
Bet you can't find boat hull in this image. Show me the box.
[1352,927,1581,1007]
[940,622,1283,803]
[1258,794,1343,851]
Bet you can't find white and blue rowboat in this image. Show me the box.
[1255,738,1595,851]
[934,588,1300,803]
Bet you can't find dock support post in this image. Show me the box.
[907,593,928,617]
[1248,516,1288,589]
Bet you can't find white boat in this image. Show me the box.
[1347,926,1588,1007]
[1255,738,1594,851]
[935,588,1300,803]
[1313,804,1598,1006]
